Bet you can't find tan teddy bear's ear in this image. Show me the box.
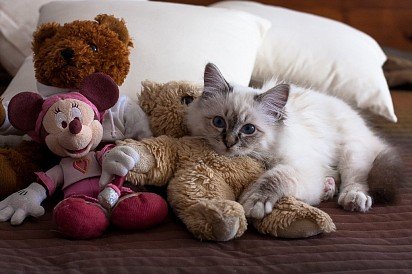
[95,14,133,47]
[139,80,164,115]
[32,22,61,55]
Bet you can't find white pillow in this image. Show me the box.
[0,0,148,76]
[0,0,70,75]
[212,1,397,122]
[0,0,46,75]
[2,0,270,102]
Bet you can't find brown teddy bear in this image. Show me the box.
[0,14,151,197]
[100,79,336,241]
[32,14,132,89]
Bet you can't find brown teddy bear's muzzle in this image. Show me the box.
[60,47,75,62]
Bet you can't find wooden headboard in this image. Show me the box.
[155,0,412,52]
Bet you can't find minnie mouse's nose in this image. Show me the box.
[69,118,82,135]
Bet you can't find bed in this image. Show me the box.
[0,0,411,272]
[0,92,410,272]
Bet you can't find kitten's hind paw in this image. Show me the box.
[338,189,372,212]
[322,177,336,201]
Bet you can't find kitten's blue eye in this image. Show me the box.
[241,124,256,134]
[212,116,226,128]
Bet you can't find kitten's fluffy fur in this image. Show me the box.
[187,63,403,218]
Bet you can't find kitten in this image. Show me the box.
[187,63,403,219]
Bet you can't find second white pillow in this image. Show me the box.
[212,1,397,122]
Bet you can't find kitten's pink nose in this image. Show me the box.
[69,118,82,135]
[224,134,239,148]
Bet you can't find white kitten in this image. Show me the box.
[187,63,402,219]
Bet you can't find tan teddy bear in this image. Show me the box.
[100,79,336,241]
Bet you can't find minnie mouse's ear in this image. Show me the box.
[8,92,44,132]
[79,73,119,112]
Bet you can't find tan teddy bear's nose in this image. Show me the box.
[69,118,82,135]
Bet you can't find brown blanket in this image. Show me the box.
[0,91,411,273]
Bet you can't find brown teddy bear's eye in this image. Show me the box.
[88,43,98,52]
[181,96,194,105]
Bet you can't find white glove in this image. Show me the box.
[0,183,47,225]
[99,145,140,188]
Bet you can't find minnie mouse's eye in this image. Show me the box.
[88,43,98,52]
[55,112,68,129]
[71,105,82,122]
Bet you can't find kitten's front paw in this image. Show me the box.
[338,189,372,212]
[239,180,280,219]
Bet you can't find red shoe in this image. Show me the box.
[53,197,109,239]
[111,192,168,230]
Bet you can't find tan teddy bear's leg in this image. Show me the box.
[253,196,336,238]
[167,163,247,241]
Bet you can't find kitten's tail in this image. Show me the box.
[367,146,404,204]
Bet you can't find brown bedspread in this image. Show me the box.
[0,91,411,273]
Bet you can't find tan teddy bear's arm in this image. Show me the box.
[221,156,266,197]
[116,135,179,187]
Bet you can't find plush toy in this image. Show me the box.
[0,73,168,239]
[0,14,151,197]
[98,78,336,241]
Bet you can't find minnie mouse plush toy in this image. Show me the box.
[0,73,168,239]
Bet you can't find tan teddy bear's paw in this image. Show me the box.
[183,199,247,241]
[211,215,240,242]
[253,196,336,238]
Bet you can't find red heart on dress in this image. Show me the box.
[73,158,90,174]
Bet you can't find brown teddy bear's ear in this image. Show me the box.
[32,22,61,55]
[8,92,44,132]
[95,14,133,47]
[79,73,119,112]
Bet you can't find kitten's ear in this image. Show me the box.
[255,84,290,119]
[203,63,231,99]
